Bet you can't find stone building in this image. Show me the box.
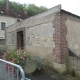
[0,7,28,46]
[5,5,80,77]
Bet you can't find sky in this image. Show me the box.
[9,0,80,16]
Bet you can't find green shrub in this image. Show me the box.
[2,49,45,73]
[0,46,6,58]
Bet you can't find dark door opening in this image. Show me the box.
[17,31,24,49]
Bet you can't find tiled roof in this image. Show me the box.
[0,7,28,19]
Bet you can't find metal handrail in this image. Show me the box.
[0,59,31,80]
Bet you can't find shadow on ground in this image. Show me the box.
[25,69,80,80]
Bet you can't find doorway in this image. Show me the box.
[17,31,24,49]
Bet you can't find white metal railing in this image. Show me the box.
[0,59,31,80]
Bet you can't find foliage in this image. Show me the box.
[0,0,7,8]
[0,0,47,16]
[0,45,6,58]
[2,49,45,73]
[24,54,45,74]
[25,4,47,16]
[2,49,27,67]
[0,0,24,12]
[10,1,24,12]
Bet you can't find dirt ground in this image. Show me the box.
[25,69,79,80]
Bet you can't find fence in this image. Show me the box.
[0,59,31,80]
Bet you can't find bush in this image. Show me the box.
[0,46,6,58]
[2,49,45,74]
[2,49,27,67]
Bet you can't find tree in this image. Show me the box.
[0,0,24,12]
[0,0,47,16]
[10,2,24,12]
[24,4,47,16]
[0,0,7,8]
[39,6,47,13]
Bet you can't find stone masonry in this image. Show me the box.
[5,5,80,76]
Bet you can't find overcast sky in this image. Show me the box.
[9,0,80,16]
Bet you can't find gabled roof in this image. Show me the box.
[0,7,29,19]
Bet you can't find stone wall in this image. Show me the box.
[66,12,80,77]
[6,5,61,64]
[25,22,55,62]
[5,5,80,76]
[6,31,17,50]
[66,15,80,57]
[68,49,80,77]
